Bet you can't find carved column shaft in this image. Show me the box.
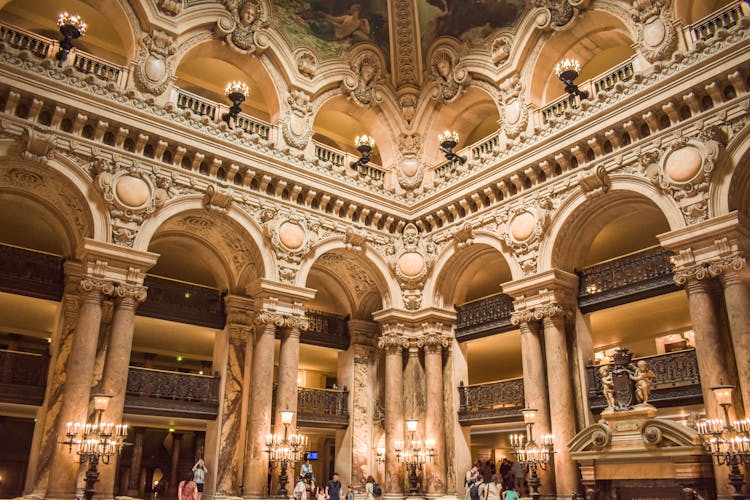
[98,287,147,499]
[382,340,405,495]
[424,341,446,495]
[720,269,750,417]
[128,427,145,496]
[46,279,113,499]
[542,314,578,498]
[245,322,276,497]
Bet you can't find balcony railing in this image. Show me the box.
[577,246,678,312]
[235,113,271,140]
[471,133,500,159]
[297,387,350,429]
[0,24,50,58]
[299,309,350,350]
[689,1,745,42]
[541,93,579,123]
[124,366,220,419]
[593,60,635,94]
[0,349,49,406]
[73,52,121,83]
[175,88,217,119]
[314,141,346,167]
[138,275,226,329]
[455,293,515,341]
[458,377,525,425]
[586,348,702,412]
[0,243,64,301]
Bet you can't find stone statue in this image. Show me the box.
[631,359,655,405]
[599,365,615,411]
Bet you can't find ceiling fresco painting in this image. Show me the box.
[418,0,527,51]
[273,0,390,62]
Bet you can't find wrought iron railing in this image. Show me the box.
[125,366,220,419]
[0,243,64,301]
[297,387,349,428]
[594,60,635,94]
[455,293,515,341]
[138,275,226,329]
[586,348,702,412]
[0,349,49,406]
[578,246,678,312]
[302,309,350,350]
[690,1,744,41]
[458,377,525,425]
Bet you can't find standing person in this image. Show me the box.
[326,472,342,500]
[465,465,479,500]
[345,485,355,500]
[503,486,519,500]
[510,460,525,496]
[301,458,316,488]
[485,474,502,500]
[316,486,327,500]
[365,475,377,500]
[192,459,207,500]
[178,474,198,500]
[294,477,308,500]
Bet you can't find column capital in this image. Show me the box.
[80,238,159,285]
[416,332,450,353]
[79,276,116,299]
[114,283,148,305]
[254,308,309,330]
[377,331,409,353]
[503,268,578,323]
[224,293,255,326]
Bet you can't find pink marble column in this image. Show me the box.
[128,427,145,496]
[542,314,578,498]
[380,334,405,496]
[423,336,448,495]
[274,326,302,433]
[46,277,114,500]
[98,284,147,499]
[720,269,750,416]
[245,321,276,497]
[518,321,551,433]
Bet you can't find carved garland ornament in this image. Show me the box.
[255,309,309,330]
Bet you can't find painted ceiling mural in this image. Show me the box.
[417,0,527,52]
[273,0,390,61]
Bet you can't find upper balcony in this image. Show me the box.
[454,292,515,342]
[457,377,525,426]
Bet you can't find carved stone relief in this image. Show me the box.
[342,50,383,107]
[295,49,318,79]
[281,89,313,150]
[388,223,436,310]
[498,195,554,275]
[134,31,177,96]
[430,46,469,103]
[491,36,511,67]
[532,0,589,31]
[631,0,678,63]
[156,0,183,16]
[263,209,316,283]
[498,73,528,139]
[219,0,270,53]
[396,133,424,191]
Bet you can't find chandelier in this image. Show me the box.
[395,419,436,494]
[510,408,555,500]
[222,81,250,128]
[555,58,589,100]
[265,409,307,497]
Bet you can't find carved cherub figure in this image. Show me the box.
[631,359,655,405]
[599,365,615,411]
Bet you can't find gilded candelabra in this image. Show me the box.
[60,393,129,500]
[510,408,555,500]
[265,409,307,497]
[395,419,436,494]
[697,382,750,500]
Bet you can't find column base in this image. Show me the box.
[383,494,407,500]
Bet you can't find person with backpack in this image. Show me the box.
[465,465,479,500]
[469,475,484,500]
[365,475,381,500]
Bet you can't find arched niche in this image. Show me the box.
[673,0,735,24]
[174,40,280,123]
[312,95,389,166]
[424,86,499,166]
[0,0,136,65]
[435,243,513,307]
[528,10,635,106]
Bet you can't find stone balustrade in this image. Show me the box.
[457,377,525,425]
[585,348,702,412]
[688,1,745,42]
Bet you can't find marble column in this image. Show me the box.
[46,277,115,500]
[244,321,277,498]
[128,427,145,496]
[275,326,302,432]
[379,334,406,496]
[720,268,750,416]
[542,313,578,498]
[423,335,448,496]
[169,433,184,497]
[518,320,551,434]
[98,284,148,499]
[25,262,81,496]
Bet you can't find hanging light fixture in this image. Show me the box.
[350,135,376,172]
[56,12,87,66]
[555,58,589,100]
[222,81,250,128]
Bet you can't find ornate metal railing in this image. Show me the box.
[301,309,350,350]
[175,88,217,119]
[455,293,515,341]
[0,243,64,301]
[690,1,744,41]
[0,24,50,58]
[125,366,220,419]
[458,377,525,425]
[578,246,678,312]
[138,275,226,329]
[73,53,122,82]
[236,113,271,140]
[0,349,49,406]
[297,387,350,428]
[586,348,702,412]
[593,60,635,94]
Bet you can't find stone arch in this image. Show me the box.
[0,156,104,258]
[134,196,273,290]
[297,237,398,315]
[173,38,282,123]
[711,122,750,218]
[539,179,685,272]
[426,233,518,310]
[525,7,637,106]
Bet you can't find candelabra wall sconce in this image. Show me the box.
[350,135,376,172]
[376,447,385,465]
[222,81,249,128]
[697,382,750,500]
[56,12,86,67]
[555,58,589,100]
[395,419,436,495]
[438,130,467,164]
[60,393,129,500]
[510,408,555,500]
[265,409,307,497]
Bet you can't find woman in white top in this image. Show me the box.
[365,475,376,500]
[484,474,502,500]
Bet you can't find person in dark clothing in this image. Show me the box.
[326,472,342,500]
